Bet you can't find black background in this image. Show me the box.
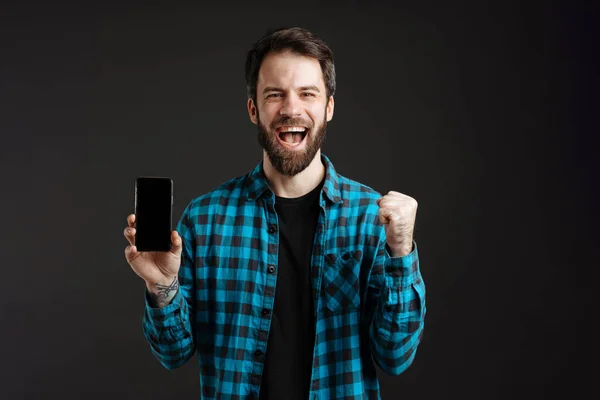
[1,1,597,399]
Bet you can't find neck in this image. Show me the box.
[262,149,325,199]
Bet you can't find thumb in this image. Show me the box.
[170,230,183,256]
[378,208,401,225]
[378,207,394,224]
[378,213,388,224]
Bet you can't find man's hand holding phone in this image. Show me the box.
[124,213,182,308]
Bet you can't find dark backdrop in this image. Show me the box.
[1,1,597,399]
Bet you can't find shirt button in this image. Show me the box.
[255,350,264,361]
[262,308,270,316]
[268,225,277,234]
[267,265,276,274]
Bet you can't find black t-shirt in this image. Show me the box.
[259,178,324,400]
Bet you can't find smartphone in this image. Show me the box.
[134,177,173,252]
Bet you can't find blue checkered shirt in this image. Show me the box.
[142,153,426,399]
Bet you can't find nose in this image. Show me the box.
[279,93,302,117]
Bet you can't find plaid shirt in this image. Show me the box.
[142,153,426,399]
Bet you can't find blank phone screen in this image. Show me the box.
[134,177,173,252]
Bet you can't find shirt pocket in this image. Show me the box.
[321,249,362,313]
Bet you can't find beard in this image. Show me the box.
[256,107,328,177]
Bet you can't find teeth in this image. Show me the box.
[279,126,306,132]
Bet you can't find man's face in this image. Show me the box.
[248,50,334,177]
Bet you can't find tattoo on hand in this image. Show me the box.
[150,276,179,307]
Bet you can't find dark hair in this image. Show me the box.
[245,27,336,102]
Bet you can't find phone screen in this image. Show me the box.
[134,177,173,252]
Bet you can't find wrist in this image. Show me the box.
[388,241,413,257]
[145,275,178,292]
[146,276,179,308]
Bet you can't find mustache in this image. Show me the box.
[270,117,313,130]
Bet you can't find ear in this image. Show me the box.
[247,98,258,124]
[326,96,335,122]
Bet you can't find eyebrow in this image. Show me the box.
[262,85,321,94]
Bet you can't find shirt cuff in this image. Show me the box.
[144,288,186,329]
[383,240,420,288]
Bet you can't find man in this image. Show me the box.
[124,27,426,400]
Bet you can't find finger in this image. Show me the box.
[124,227,135,246]
[125,244,140,263]
[127,214,136,227]
[378,199,402,208]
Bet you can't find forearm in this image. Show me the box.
[368,240,426,375]
[369,273,426,375]
[142,287,195,369]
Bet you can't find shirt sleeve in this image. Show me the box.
[368,237,426,375]
[141,202,196,369]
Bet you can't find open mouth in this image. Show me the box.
[275,126,309,148]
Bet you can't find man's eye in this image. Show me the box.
[266,93,282,98]
[302,93,316,97]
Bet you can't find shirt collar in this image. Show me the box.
[243,152,343,204]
